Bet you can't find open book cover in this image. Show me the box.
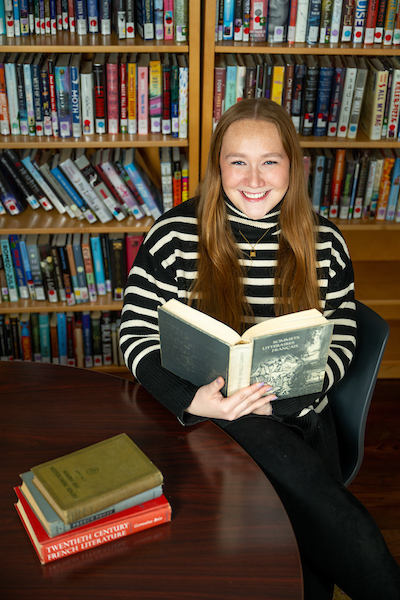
[158,300,334,398]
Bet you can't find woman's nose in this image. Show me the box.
[247,166,265,188]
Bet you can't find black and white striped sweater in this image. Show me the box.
[120,197,356,426]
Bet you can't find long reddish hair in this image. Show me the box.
[190,98,320,333]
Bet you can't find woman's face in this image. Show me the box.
[219,118,290,220]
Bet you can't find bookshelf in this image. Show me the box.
[0,1,201,378]
[201,0,400,378]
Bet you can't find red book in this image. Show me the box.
[212,55,226,132]
[125,233,144,274]
[15,487,172,565]
[364,0,379,43]
[329,149,346,219]
[106,54,119,134]
[374,0,387,42]
[120,54,128,133]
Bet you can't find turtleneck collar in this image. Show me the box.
[223,192,282,240]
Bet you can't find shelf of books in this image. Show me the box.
[0,0,199,377]
[202,0,400,377]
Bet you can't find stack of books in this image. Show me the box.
[14,433,171,564]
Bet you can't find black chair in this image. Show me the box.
[328,300,390,487]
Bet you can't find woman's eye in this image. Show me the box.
[231,160,245,165]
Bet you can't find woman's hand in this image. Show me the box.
[185,377,277,421]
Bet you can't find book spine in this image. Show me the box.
[319,0,332,42]
[222,0,234,40]
[374,0,386,42]
[127,58,137,134]
[80,69,95,135]
[171,59,179,138]
[178,59,188,139]
[163,0,173,39]
[364,0,378,43]
[106,60,119,134]
[329,0,343,42]
[137,60,149,135]
[49,163,96,222]
[119,58,128,133]
[329,149,346,218]
[100,0,110,34]
[0,62,11,136]
[125,0,134,36]
[15,60,28,135]
[57,243,76,305]
[90,235,107,295]
[383,0,397,45]
[5,60,20,134]
[31,60,44,136]
[0,149,41,210]
[18,237,36,299]
[149,57,162,133]
[249,0,267,42]
[162,60,171,135]
[347,67,368,139]
[313,67,333,136]
[87,0,98,32]
[93,60,106,135]
[301,65,319,136]
[38,313,51,361]
[40,63,53,136]
[385,157,400,220]
[70,62,81,138]
[337,65,357,138]
[136,0,154,40]
[387,69,400,138]
[174,0,187,42]
[341,0,355,41]
[47,55,59,138]
[26,239,46,301]
[306,0,322,44]
[0,237,19,301]
[376,154,395,220]
[352,0,367,42]
[54,62,72,138]
[21,155,57,212]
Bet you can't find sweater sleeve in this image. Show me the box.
[272,222,357,418]
[119,208,206,426]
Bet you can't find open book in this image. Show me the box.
[158,299,334,398]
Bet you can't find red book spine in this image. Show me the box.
[364,0,379,43]
[15,487,172,565]
[329,149,346,218]
[106,61,119,134]
[162,67,171,135]
[120,60,127,133]
[287,0,298,42]
[212,63,226,131]
[93,63,106,135]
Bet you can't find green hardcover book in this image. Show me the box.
[30,433,164,525]
[159,299,334,399]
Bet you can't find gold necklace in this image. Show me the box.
[239,229,271,258]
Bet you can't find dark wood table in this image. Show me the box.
[0,362,303,600]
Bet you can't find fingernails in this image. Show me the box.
[257,382,265,388]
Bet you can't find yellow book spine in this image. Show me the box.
[127,62,137,134]
[271,66,285,105]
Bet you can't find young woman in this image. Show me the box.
[120,98,400,600]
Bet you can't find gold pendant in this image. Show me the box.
[250,249,256,258]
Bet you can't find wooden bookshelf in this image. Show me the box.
[201,0,400,378]
[0,2,201,377]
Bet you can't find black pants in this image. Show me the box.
[218,410,400,600]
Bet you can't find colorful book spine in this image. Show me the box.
[136,0,154,40]
[383,0,397,45]
[149,53,162,133]
[352,0,367,42]
[90,234,107,295]
[127,53,137,134]
[1,235,20,301]
[364,0,378,43]
[47,55,59,138]
[306,0,322,43]
[163,0,173,39]
[341,0,355,41]
[57,311,68,364]
[119,54,128,133]
[54,56,72,138]
[87,0,99,32]
[385,151,400,220]
[106,55,119,134]
[249,0,267,41]
[222,0,234,40]
[40,61,53,136]
[93,54,106,135]
[70,56,81,138]
[374,0,386,42]
[80,61,95,135]
[126,0,135,37]
[123,155,162,220]
[329,0,343,42]
[174,0,188,42]
[171,54,179,138]
[178,54,188,139]
[137,53,149,135]
[5,57,20,134]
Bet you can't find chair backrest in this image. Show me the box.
[328,300,390,487]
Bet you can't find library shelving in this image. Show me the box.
[201,0,400,378]
[0,0,201,378]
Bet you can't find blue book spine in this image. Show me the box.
[306,0,322,44]
[51,165,86,210]
[70,62,81,137]
[87,0,98,32]
[0,236,19,301]
[89,235,107,295]
[74,0,87,34]
[18,236,35,299]
[23,61,36,136]
[313,66,334,136]
[38,312,51,363]
[223,0,234,40]
[9,234,29,299]
[136,0,154,40]
[31,60,44,136]
[225,63,237,111]
[57,312,68,364]
[311,153,326,213]
[19,0,29,34]
[82,311,93,367]
[386,156,400,220]
[13,0,20,35]
[123,160,162,220]
[15,60,28,135]
[154,0,163,39]
[0,0,5,35]
[54,62,72,138]
[100,0,110,34]
[49,0,56,30]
